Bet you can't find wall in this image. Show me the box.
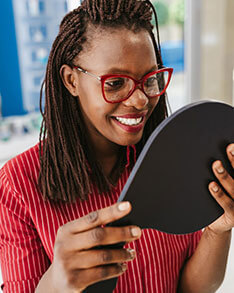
[201,0,234,105]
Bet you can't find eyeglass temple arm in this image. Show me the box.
[75,67,101,81]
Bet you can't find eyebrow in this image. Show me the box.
[102,65,158,77]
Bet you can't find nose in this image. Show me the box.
[122,88,149,110]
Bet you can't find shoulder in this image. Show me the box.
[0,142,41,198]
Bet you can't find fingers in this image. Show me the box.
[55,201,141,252]
[66,225,141,251]
[227,143,234,168]
[67,248,135,270]
[72,263,128,290]
[207,144,234,233]
[208,182,234,222]
[211,160,234,198]
[58,201,132,236]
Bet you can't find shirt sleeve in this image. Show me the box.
[0,169,51,292]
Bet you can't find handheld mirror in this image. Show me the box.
[85,100,234,292]
[117,100,234,234]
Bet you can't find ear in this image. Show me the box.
[60,64,79,96]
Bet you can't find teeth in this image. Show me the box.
[115,117,143,126]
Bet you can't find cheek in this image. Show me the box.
[78,83,101,113]
[78,85,117,123]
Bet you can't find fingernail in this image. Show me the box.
[131,227,141,237]
[127,248,136,259]
[212,184,219,192]
[216,165,224,174]
[120,263,127,272]
[118,202,130,211]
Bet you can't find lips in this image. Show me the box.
[111,112,147,133]
[115,116,143,125]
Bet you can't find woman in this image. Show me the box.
[0,0,233,292]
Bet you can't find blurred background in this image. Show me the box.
[0,0,233,291]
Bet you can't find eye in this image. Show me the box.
[144,75,159,88]
[104,77,126,92]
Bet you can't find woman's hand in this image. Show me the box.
[208,143,234,234]
[49,201,141,293]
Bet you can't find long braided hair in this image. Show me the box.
[38,0,168,203]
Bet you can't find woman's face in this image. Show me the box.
[62,27,159,151]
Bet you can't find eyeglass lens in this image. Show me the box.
[103,71,169,102]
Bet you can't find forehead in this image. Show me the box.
[77,27,157,75]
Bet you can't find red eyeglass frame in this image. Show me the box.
[74,66,173,104]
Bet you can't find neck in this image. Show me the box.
[87,135,121,177]
[96,143,120,177]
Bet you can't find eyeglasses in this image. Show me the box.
[73,66,173,104]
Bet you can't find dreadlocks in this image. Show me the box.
[38,0,168,203]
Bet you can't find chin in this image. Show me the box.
[115,134,143,146]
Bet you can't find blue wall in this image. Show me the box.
[161,41,184,73]
[0,0,26,117]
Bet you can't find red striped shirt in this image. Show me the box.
[0,143,202,292]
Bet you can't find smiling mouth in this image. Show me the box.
[114,116,143,126]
